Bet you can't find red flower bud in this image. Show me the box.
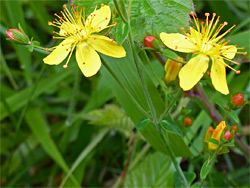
[231,94,244,108]
[223,130,233,141]
[144,35,157,49]
[183,117,192,127]
[231,125,238,132]
[6,29,22,39]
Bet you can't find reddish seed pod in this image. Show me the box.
[183,117,192,127]
[144,35,157,49]
[6,29,22,39]
[231,93,244,107]
[231,125,238,133]
[223,130,233,141]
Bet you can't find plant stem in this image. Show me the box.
[198,144,222,188]
[115,2,189,187]
[142,49,167,91]
[112,136,134,188]
[156,122,190,188]
[113,0,128,24]
[102,60,152,120]
[159,88,181,122]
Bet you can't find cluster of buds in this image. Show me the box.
[204,121,235,152]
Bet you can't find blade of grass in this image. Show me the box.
[25,107,80,187]
[0,47,19,90]
[59,128,109,187]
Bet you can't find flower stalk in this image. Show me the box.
[114,0,190,187]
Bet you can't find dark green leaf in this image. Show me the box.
[160,116,183,136]
[130,0,193,41]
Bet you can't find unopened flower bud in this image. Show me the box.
[164,57,183,84]
[231,125,238,132]
[208,121,226,150]
[183,117,192,127]
[144,35,157,49]
[6,29,22,39]
[6,28,29,43]
[231,94,244,108]
[223,130,233,141]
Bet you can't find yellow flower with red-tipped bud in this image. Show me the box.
[160,12,247,95]
[208,121,226,150]
[44,4,126,77]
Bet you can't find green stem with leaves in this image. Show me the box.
[113,0,190,187]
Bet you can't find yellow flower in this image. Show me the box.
[160,12,247,95]
[43,4,126,77]
[164,57,183,84]
[208,121,226,150]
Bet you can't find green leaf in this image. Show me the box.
[223,140,235,147]
[136,118,193,157]
[129,0,193,41]
[200,160,212,180]
[160,116,183,136]
[25,108,80,187]
[28,44,34,52]
[116,21,129,45]
[217,147,230,155]
[206,138,219,146]
[229,110,239,123]
[161,48,185,64]
[87,104,134,135]
[0,66,76,120]
[174,171,196,187]
[125,151,176,187]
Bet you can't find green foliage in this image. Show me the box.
[174,171,196,187]
[129,0,193,41]
[200,160,212,180]
[125,151,175,187]
[115,21,129,45]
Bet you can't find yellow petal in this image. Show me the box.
[160,32,198,53]
[221,45,237,59]
[76,42,101,77]
[86,5,111,33]
[43,38,75,65]
[211,57,229,95]
[89,35,126,58]
[179,54,209,91]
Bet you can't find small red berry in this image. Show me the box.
[6,29,22,39]
[223,130,233,141]
[231,94,244,108]
[144,35,157,49]
[183,117,192,127]
[231,125,238,132]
